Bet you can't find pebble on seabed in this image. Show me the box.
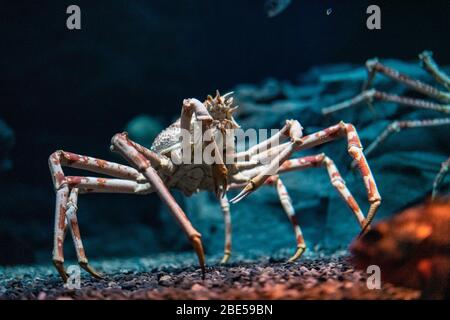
[0,256,420,300]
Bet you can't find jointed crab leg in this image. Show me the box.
[227,153,371,262]
[231,122,381,232]
[432,157,450,200]
[364,118,450,158]
[110,133,206,277]
[66,176,152,194]
[277,154,367,227]
[50,150,145,183]
[321,89,450,115]
[230,120,303,203]
[52,185,70,282]
[219,195,232,264]
[419,51,450,91]
[322,51,450,116]
[65,188,103,279]
[49,150,152,280]
[234,123,292,161]
[272,176,306,262]
[363,59,450,103]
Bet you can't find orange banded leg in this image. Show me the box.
[65,188,102,279]
[110,133,206,278]
[48,150,152,281]
[219,195,232,264]
[272,176,306,262]
[50,177,153,281]
[277,154,367,228]
[232,122,381,234]
[229,153,369,261]
[52,185,70,282]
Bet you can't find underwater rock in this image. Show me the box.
[0,118,14,171]
[351,199,450,299]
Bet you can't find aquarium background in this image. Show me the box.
[0,0,449,266]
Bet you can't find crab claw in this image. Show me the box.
[230,182,255,204]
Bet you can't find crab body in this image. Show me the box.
[49,91,381,282]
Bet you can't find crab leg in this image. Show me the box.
[48,150,153,280]
[110,133,206,277]
[65,176,152,194]
[49,150,144,184]
[65,188,103,279]
[230,120,303,203]
[321,89,450,115]
[272,176,306,262]
[231,153,367,231]
[231,122,381,232]
[363,59,450,103]
[52,185,70,282]
[432,157,450,200]
[219,195,232,264]
[364,118,450,158]
[419,51,450,90]
[234,123,292,161]
[278,154,367,227]
[228,153,369,261]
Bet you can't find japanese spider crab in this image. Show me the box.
[322,51,450,199]
[49,91,381,282]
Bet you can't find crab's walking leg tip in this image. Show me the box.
[53,260,69,283]
[358,223,372,238]
[220,252,231,264]
[191,235,206,279]
[79,262,103,280]
[287,246,306,263]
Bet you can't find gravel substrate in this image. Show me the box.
[0,251,419,300]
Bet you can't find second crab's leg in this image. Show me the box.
[321,89,450,115]
[111,133,206,277]
[364,118,450,158]
[432,157,450,200]
[219,195,232,264]
[363,59,450,103]
[419,51,450,91]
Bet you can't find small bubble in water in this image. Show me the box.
[326,8,332,15]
